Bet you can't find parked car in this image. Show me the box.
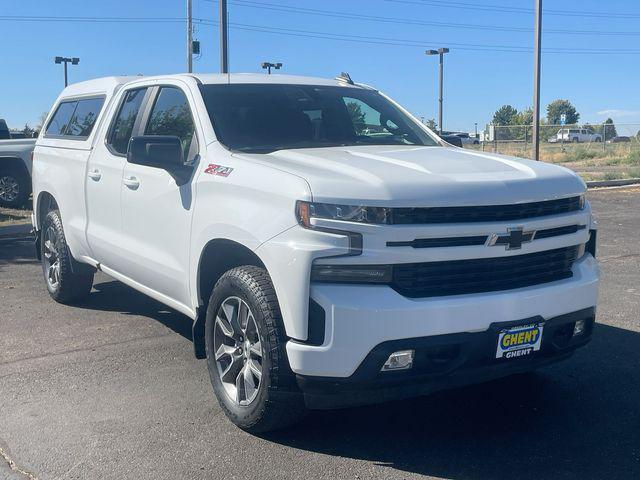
[0,134,36,207]
[32,74,599,433]
[454,132,480,145]
[549,129,602,143]
[607,136,631,144]
[439,133,463,147]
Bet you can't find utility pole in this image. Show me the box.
[187,0,193,73]
[532,0,543,160]
[54,56,79,87]
[219,0,229,73]
[425,48,449,136]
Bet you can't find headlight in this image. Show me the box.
[311,264,392,283]
[296,201,390,227]
[579,194,586,209]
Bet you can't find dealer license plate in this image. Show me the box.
[496,323,544,359]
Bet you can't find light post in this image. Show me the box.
[425,48,449,136]
[54,56,79,87]
[532,0,543,160]
[261,62,282,74]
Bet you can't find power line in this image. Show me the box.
[386,0,640,19]
[0,15,185,23]
[3,13,640,55]
[200,0,640,37]
[194,19,640,55]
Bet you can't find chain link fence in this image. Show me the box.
[463,123,640,181]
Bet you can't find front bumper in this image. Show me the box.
[286,254,599,378]
[297,307,595,409]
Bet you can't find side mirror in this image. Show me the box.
[127,135,184,169]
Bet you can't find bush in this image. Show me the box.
[627,150,640,164]
[565,147,598,161]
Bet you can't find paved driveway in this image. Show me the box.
[1,187,639,479]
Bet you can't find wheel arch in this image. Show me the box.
[0,156,30,175]
[34,191,59,231]
[192,238,267,358]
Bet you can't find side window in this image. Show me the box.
[65,97,105,137]
[344,97,398,137]
[109,88,147,155]
[145,87,196,159]
[45,101,77,136]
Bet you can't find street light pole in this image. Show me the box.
[54,56,79,87]
[532,0,543,160]
[261,62,282,74]
[219,0,229,73]
[426,48,449,136]
[187,0,193,73]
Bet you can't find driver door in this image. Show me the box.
[118,84,200,309]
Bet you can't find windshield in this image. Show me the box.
[199,83,440,153]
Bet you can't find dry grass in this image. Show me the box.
[467,141,640,181]
[0,207,31,227]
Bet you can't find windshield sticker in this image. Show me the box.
[204,164,234,177]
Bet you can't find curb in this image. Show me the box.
[586,178,640,189]
[0,223,33,241]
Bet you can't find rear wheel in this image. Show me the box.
[41,209,94,304]
[205,266,306,433]
[0,165,30,208]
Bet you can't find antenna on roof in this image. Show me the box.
[335,72,354,85]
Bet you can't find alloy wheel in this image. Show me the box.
[43,226,61,289]
[0,175,19,202]
[213,296,264,406]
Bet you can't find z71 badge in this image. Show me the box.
[204,164,234,177]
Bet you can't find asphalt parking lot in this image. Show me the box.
[1,187,639,480]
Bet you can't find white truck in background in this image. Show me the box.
[549,128,603,144]
[32,73,599,433]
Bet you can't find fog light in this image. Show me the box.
[381,350,414,371]
[573,320,586,336]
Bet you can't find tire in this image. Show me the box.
[205,266,306,433]
[0,165,30,208]
[572,137,579,143]
[595,137,602,143]
[41,209,94,304]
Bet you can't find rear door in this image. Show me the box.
[85,86,150,269]
[118,84,200,308]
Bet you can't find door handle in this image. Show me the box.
[123,176,140,190]
[87,169,102,181]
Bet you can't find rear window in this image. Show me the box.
[45,96,105,138]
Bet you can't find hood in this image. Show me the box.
[236,145,586,207]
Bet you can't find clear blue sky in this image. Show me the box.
[2,0,640,134]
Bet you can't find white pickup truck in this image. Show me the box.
[32,74,600,432]
[549,128,603,144]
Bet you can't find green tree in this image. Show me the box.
[514,107,533,126]
[546,99,579,125]
[424,118,437,130]
[346,101,366,133]
[35,111,49,134]
[492,105,518,126]
[22,124,35,138]
[603,118,617,140]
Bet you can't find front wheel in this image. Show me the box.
[205,266,306,433]
[41,209,94,304]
